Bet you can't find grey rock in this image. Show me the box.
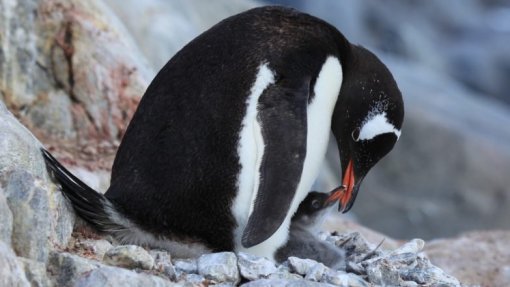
[267,265,303,281]
[242,278,335,287]
[364,251,461,286]
[389,239,425,256]
[2,170,51,262]
[323,270,369,287]
[0,0,152,151]
[0,101,74,250]
[212,283,236,287]
[151,250,176,281]
[181,273,207,285]
[103,245,154,270]
[287,257,320,275]
[197,252,240,284]
[47,251,103,286]
[75,265,176,287]
[0,189,13,245]
[17,257,52,287]
[79,239,113,260]
[333,232,373,259]
[150,250,172,265]
[173,258,198,276]
[0,242,30,287]
[403,256,460,287]
[237,252,277,280]
[303,262,328,282]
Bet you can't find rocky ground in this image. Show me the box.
[0,85,468,286]
[0,127,462,286]
[1,0,510,286]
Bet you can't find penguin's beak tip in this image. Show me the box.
[326,159,360,213]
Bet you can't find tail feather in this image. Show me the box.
[41,148,126,233]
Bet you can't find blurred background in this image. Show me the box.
[2,0,510,241]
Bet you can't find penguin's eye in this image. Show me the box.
[311,199,321,209]
[352,127,360,142]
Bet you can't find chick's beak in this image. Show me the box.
[326,159,360,213]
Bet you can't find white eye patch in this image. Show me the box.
[358,112,401,141]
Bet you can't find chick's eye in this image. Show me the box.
[311,199,321,209]
[352,127,360,142]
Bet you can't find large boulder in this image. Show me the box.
[0,101,75,258]
[0,0,153,164]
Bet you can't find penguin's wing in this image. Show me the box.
[241,76,309,248]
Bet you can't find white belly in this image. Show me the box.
[232,57,343,260]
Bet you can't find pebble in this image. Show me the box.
[288,257,320,275]
[323,270,369,287]
[197,252,240,284]
[79,239,113,260]
[241,278,336,287]
[303,262,328,281]
[237,252,278,280]
[103,245,154,270]
[173,258,198,276]
[389,239,425,256]
[75,266,175,287]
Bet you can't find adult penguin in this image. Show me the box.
[42,6,404,260]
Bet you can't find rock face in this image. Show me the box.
[0,0,152,167]
[0,242,30,287]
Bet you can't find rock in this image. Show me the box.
[389,239,425,256]
[17,257,52,287]
[364,252,460,286]
[0,242,30,287]
[287,257,320,276]
[0,0,152,163]
[75,266,176,287]
[47,251,103,286]
[425,230,510,286]
[79,239,113,260]
[303,262,329,282]
[103,245,154,270]
[150,250,176,281]
[197,252,240,284]
[0,101,47,179]
[1,170,51,262]
[0,189,13,245]
[237,252,278,280]
[323,270,369,287]
[267,265,303,281]
[330,232,381,263]
[173,258,198,276]
[241,278,335,287]
[181,273,207,286]
[0,100,75,251]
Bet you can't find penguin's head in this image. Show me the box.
[330,45,404,213]
[293,191,336,227]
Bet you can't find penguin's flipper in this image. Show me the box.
[241,77,309,248]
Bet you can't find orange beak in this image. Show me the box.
[326,159,356,213]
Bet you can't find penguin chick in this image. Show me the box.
[275,191,345,269]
